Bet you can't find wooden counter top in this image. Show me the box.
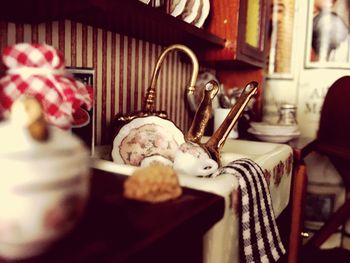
[0,169,224,263]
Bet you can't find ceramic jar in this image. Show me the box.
[278,104,297,125]
[0,122,90,260]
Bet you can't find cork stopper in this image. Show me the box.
[10,97,49,142]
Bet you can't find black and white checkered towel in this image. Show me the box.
[211,158,286,263]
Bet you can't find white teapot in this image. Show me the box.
[0,97,90,260]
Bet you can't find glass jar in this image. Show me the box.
[278,104,297,125]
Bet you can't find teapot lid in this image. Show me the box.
[0,97,86,158]
[280,103,296,110]
[0,121,85,158]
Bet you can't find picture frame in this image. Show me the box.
[305,192,335,222]
[66,67,95,155]
[238,0,269,67]
[305,0,350,69]
[266,0,297,79]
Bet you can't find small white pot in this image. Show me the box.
[0,124,90,260]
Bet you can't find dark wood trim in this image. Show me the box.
[0,0,225,52]
[0,169,225,263]
[237,0,269,67]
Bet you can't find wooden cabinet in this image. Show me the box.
[0,0,268,120]
[204,0,271,68]
[1,0,270,69]
[0,0,225,57]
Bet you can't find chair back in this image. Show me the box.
[317,76,350,186]
[318,76,350,148]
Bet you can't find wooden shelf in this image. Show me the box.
[201,0,270,69]
[1,0,226,50]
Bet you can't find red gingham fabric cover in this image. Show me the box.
[0,43,93,129]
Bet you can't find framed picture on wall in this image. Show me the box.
[66,67,95,155]
[266,0,297,79]
[305,192,335,222]
[305,0,350,68]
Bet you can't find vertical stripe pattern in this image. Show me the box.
[0,20,195,145]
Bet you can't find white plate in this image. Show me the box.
[112,116,185,166]
[138,0,151,4]
[250,121,299,135]
[181,0,201,23]
[248,128,300,143]
[170,0,188,17]
[194,0,210,28]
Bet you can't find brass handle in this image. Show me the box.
[143,44,199,112]
[186,80,219,143]
[204,81,258,165]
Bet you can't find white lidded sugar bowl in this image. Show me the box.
[0,97,90,260]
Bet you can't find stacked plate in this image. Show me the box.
[169,0,210,28]
[248,121,300,143]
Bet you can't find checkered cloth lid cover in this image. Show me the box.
[0,43,93,129]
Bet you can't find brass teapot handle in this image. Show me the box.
[143,44,199,112]
[204,81,258,164]
[186,80,219,143]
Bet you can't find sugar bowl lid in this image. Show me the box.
[0,97,86,158]
[279,103,296,110]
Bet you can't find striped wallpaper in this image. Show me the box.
[0,20,194,145]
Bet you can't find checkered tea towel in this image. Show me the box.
[211,158,286,263]
[0,43,93,129]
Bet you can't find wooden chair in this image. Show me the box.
[301,76,350,248]
[287,160,307,263]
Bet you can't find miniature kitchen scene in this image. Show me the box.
[1,0,350,262]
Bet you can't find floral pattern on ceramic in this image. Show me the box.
[112,116,185,166]
[0,167,89,260]
[285,153,293,175]
[178,141,210,159]
[0,221,9,236]
[272,161,284,187]
[0,116,90,260]
[0,221,20,241]
[173,141,218,177]
[118,123,180,166]
[229,189,241,216]
[266,153,293,187]
[264,169,272,186]
[44,194,86,231]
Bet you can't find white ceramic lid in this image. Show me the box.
[0,121,85,158]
